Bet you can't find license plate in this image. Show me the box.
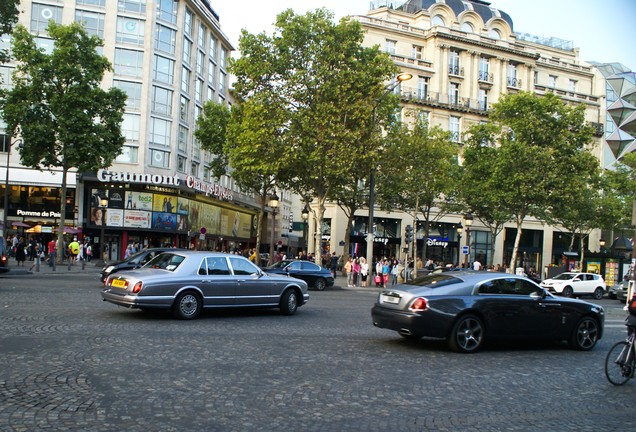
[111,279,127,288]
[381,295,400,304]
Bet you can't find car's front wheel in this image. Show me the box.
[448,314,484,353]
[593,287,604,300]
[172,291,202,320]
[313,278,326,291]
[569,317,599,350]
[279,289,298,315]
[562,286,574,298]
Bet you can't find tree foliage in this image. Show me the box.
[461,91,595,270]
[229,8,397,259]
[0,22,126,260]
[377,116,458,270]
[0,0,19,63]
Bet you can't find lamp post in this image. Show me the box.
[463,213,473,267]
[301,205,309,255]
[3,138,23,240]
[99,197,108,264]
[456,223,463,267]
[599,238,606,253]
[367,72,413,269]
[268,193,279,266]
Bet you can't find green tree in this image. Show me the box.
[0,23,126,261]
[463,91,594,271]
[606,152,636,228]
[230,8,397,260]
[461,123,512,266]
[377,116,458,274]
[0,0,19,63]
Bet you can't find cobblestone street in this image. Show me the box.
[1,270,634,431]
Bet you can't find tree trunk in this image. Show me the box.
[509,219,523,274]
[56,165,68,264]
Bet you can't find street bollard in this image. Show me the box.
[35,256,40,272]
[81,258,85,270]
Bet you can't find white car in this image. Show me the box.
[540,272,606,299]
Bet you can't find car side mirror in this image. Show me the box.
[572,278,581,282]
[530,290,546,300]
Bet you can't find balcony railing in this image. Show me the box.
[507,76,522,88]
[478,71,493,83]
[448,65,464,77]
[400,88,490,113]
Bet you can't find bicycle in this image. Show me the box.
[605,325,636,385]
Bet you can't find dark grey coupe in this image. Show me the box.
[101,251,309,319]
[371,271,604,353]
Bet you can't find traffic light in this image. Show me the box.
[405,225,414,243]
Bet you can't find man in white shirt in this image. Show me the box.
[473,260,482,271]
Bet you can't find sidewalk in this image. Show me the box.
[1,256,103,276]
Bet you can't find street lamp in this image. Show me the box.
[3,138,23,240]
[456,223,463,266]
[99,197,108,264]
[367,72,413,268]
[463,213,473,267]
[301,205,309,254]
[599,238,606,252]
[268,193,279,266]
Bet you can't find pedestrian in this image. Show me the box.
[627,293,636,337]
[382,259,390,288]
[47,238,56,267]
[360,257,368,287]
[85,242,92,262]
[352,258,361,287]
[68,238,80,265]
[375,259,383,287]
[330,252,339,279]
[391,259,399,285]
[15,237,26,266]
[344,257,353,287]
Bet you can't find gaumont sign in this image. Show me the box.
[96,169,233,201]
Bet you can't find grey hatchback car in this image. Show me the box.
[101,251,309,319]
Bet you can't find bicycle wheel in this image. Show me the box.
[605,341,633,386]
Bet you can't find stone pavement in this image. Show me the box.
[1,256,104,277]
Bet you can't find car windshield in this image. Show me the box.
[126,249,148,264]
[144,252,185,272]
[553,273,576,280]
[403,273,463,288]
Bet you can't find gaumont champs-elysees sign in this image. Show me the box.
[97,169,233,201]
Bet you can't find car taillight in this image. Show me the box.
[1,254,6,264]
[132,282,143,294]
[409,297,428,311]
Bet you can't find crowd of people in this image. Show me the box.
[4,234,93,268]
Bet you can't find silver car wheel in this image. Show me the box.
[173,292,201,320]
[280,290,298,315]
[449,315,484,353]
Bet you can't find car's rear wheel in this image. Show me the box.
[172,291,202,320]
[569,317,599,350]
[593,287,604,300]
[314,278,326,291]
[279,289,298,315]
[448,314,484,353]
[562,286,574,298]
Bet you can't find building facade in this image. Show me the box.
[0,0,282,261]
[311,0,622,277]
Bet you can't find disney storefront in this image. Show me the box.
[81,170,258,261]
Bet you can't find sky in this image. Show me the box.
[212,0,636,72]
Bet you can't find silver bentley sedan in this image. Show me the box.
[101,251,309,319]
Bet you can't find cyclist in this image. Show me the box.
[627,292,636,336]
